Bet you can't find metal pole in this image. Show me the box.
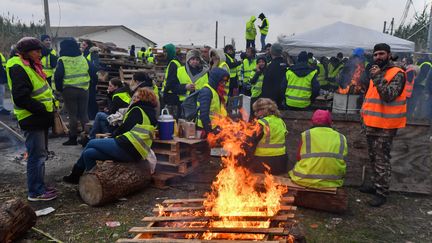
[390,17,394,35]
[43,0,51,36]
[428,3,432,52]
[223,36,226,47]
[215,21,218,48]
[383,21,387,33]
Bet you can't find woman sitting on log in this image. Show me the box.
[63,88,158,184]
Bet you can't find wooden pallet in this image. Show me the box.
[117,197,300,242]
[119,67,156,85]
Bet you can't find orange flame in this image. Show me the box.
[338,63,364,95]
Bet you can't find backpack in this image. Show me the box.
[180,91,200,121]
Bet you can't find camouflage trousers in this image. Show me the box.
[366,135,394,197]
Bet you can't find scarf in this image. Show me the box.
[19,55,47,80]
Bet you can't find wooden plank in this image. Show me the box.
[117,239,282,243]
[153,205,296,213]
[161,197,294,205]
[141,214,294,222]
[129,227,287,235]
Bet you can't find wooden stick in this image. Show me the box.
[161,197,295,205]
[142,214,295,222]
[117,239,282,243]
[32,227,64,243]
[129,227,287,235]
[0,120,25,142]
[153,205,296,213]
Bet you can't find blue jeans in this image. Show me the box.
[24,129,48,197]
[260,34,267,51]
[76,138,136,171]
[89,112,110,139]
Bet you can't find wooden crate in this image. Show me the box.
[117,196,302,242]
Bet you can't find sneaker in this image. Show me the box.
[45,185,57,193]
[0,108,10,115]
[27,191,57,201]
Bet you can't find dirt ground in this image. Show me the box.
[1,108,432,243]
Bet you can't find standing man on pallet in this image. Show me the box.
[360,43,407,207]
[245,16,257,49]
[258,13,269,51]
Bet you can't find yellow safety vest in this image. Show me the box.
[260,18,269,35]
[137,51,145,61]
[285,69,317,108]
[59,56,90,90]
[197,83,227,129]
[112,91,131,105]
[289,127,347,188]
[176,66,209,99]
[118,106,155,159]
[6,56,54,121]
[328,63,343,87]
[41,49,57,78]
[0,52,6,68]
[225,54,238,78]
[417,61,432,86]
[251,71,264,98]
[316,63,328,86]
[162,59,182,95]
[245,17,257,40]
[152,85,159,99]
[254,115,287,157]
[241,58,256,84]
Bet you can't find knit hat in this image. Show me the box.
[186,49,202,63]
[40,34,50,41]
[16,37,43,54]
[373,43,391,53]
[270,43,283,56]
[297,51,308,63]
[311,109,332,126]
[352,48,365,57]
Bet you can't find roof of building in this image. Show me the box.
[51,25,156,46]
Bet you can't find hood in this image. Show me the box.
[163,43,176,61]
[289,63,316,77]
[210,48,226,63]
[59,38,81,57]
[130,100,158,126]
[208,67,229,89]
[113,86,130,95]
[249,16,256,22]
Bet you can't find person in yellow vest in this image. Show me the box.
[85,78,131,142]
[408,58,431,119]
[316,56,330,89]
[245,16,257,49]
[54,39,97,146]
[360,43,407,207]
[224,44,242,96]
[250,56,267,105]
[130,71,160,101]
[283,51,320,110]
[239,47,257,96]
[0,51,10,115]
[144,47,154,64]
[40,35,57,87]
[196,68,229,136]
[327,54,344,89]
[289,109,348,188]
[137,47,146,62]
[179,49,209,93]
[248,98,287,174]
[258,13,269,51]
[7,37,57,201]
[210,49,230,101]
[63,88,158,184]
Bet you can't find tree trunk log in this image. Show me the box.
[0,198,37,243]
[79,160,151,206]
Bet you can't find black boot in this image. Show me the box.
[63,165,84,184]
[368,194,387,207]
[359,185,376,194]
[78,135,90,147]
[63,136,78,146]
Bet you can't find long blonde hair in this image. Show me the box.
[252,98,281,117]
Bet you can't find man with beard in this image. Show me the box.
[360,43,407,207]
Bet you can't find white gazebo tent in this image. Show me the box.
[277,21,415,56]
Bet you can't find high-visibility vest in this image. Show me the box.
[197,83,227,129]
[328,63,343,85]
[245,18,257,40]
[176,66,209,101]
[145,48,154,63]
[241,58,256,84]
[361,67,407,129]
[0,52,6,68]
[289,127,347,188]
[137,50,145,61]
[6,56,54,121]
[405,67,416,98]
[260,18,269,35]
[112,91,131,105]
[254,115,287,157]
[118,106,155,159]
[162,59,182,95]
[285,69,317,108]
[218,61,230,101]
[225,54,238,78]
[417,61,431,86]
[316,63,328,86]
[58,56,90,90]
[41,49,57,78]
[152,85,159,99]
[251,71,264,98]
[85,53,91,61]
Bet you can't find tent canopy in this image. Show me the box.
[277,21,415,57]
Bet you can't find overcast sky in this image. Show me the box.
[2,0,428,50]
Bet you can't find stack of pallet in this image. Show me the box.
[151,137,209,188]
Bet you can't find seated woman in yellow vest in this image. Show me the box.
[289,110,348,189]
[63,88,158,184]
[196,68,229,137]
[85,78,131,142]
[247,98,288,174]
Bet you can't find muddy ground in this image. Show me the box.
[1,106,432,243]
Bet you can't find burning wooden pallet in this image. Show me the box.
[117,197,301,242]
